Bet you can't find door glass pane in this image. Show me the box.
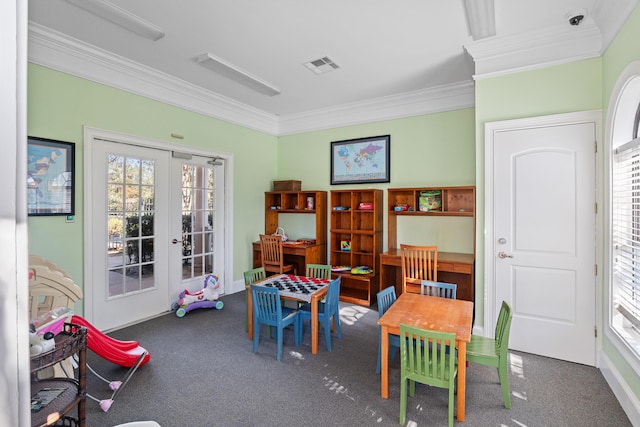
[108,153,156,298]
[180,162,216,279]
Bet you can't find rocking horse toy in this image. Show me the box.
[171,273,224,317]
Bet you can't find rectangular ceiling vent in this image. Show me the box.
[304,57,340,75]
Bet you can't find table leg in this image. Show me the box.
[247,288,253,340]
[457,340,466,421]
[311,294,318,354]
[381,325,389,398]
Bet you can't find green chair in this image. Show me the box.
[399,324,457,426]
[303,264,332,306]
[305,264,331,279]
[466,301,513,409]
[244,267,266,332]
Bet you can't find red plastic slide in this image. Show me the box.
[71,315,150,368]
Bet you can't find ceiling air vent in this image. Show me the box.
[304,57,340,75]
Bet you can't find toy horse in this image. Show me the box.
[172,274,224,317]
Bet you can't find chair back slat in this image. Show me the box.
[251,285,283,326]
[400,324,456,388]
[306,264,331,279]
[323,277,341,317]
[244,267,266,285]
[377,286,397,318]
[420,280,457,299]
[495,301,513,355]
[400,244,438,293]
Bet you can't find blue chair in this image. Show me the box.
[420,280,457,299]
[250,284,301,361]
[298,277,342,351]
[376,286,401,374]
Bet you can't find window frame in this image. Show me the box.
[607,62,640,374]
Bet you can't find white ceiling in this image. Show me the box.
[27,0,638,135]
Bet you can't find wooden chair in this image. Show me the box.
[305,263,331,279]
[298,277,342,351]
[400,244,438,294]
[243,267,266,332]
[399,325,457,426]
[420,280,457,299]
[466,301,514,408]
[259,234,296,275]
[250,284,301,361]
[376,286,400,374]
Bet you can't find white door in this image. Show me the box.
[89,139,171,330]
[169,155,226,296]
[486,112,597,366]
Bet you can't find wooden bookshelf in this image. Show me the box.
[330,189,383,306]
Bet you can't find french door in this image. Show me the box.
[169,155,226,296]
[88,138,171,331]
[85,128,229,331]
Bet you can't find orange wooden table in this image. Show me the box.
[246,274,329,355]
[377,292,473,421]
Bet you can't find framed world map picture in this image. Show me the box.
[27,136,75,216]
[330,135,390,185]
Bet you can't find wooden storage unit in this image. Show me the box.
[273,180,302,191]
[383,186,476,303]
[330,189,383,306]
[253,191,327,274]
[31,323,87,427]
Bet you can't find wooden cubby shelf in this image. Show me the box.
[253,190,328,275]
[382,186,476,304]
[330,189,383,306]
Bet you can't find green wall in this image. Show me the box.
[602,1,640,403]
[474,58,603,326]
[27,64,277,315]
[278,110,477,253]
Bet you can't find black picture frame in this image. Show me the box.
[330,135,390,185]
[27,136,75,216]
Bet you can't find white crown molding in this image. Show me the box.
[277,82,476,136]
[464,22,603,79]
[592,0,640,52]
[28,22,279,135]
[28,22,476,137]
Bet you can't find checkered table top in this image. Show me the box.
[256,274,330,303]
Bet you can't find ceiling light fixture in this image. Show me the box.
[195,53,281,96]
[65,0,165,41]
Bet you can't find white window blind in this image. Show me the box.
[613,137,640,331]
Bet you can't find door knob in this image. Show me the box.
[498,252,513,259]
[172,239,179,244]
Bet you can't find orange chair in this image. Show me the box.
[400,244,438,294]
[259,234,296,275]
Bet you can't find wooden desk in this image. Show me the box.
[246,274,329,355]
[252,241,326,275]
[377,293,473,421]
[379,249,475,302]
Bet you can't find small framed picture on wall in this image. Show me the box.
[27,136,75,216]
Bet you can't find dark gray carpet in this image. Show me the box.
[82,292,631,426]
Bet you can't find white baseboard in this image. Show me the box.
[600,351,640,426]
